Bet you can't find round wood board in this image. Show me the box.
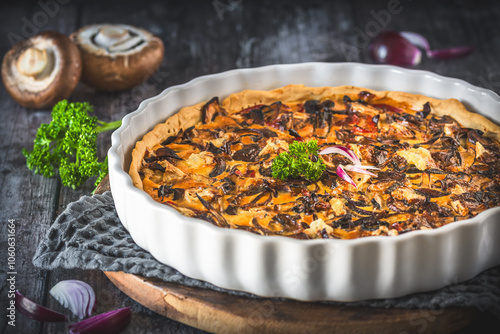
[96,176,479,333]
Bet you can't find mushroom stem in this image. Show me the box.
[94,25,131,49]
[16,47,51,77]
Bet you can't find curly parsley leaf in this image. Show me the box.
[22,100,121,191]
[271,140,326,181]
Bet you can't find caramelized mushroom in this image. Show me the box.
[232,144,261,162]
[209,157,226,177]
[2,31,81,109]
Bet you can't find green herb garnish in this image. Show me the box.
[272,140,326,181]
[22,100,122,190]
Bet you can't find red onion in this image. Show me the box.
[319,145,361,165]
[336,165,356,187]
[344,164,378,176]
[50,280,96,319]
[69,307,132,334]
[370,31,474,65]
[320,145,379,186]
[369,31,422,66]
[15,290,68,322]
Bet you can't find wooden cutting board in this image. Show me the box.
[96,176,478,333]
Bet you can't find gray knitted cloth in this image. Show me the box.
[33,192,500,317]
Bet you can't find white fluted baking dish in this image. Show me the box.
[108,62,500,301]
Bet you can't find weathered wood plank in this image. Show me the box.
[42,1,212,332]
[0,2,81,334]
[0,86,60,334]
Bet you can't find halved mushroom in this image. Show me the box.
[1,31,81,109]
[70,24,164,91]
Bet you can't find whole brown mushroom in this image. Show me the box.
[2,31,82,109]
[70,24,164,92]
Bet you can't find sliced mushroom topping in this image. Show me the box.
[414,130,443,147]
[416,102,432,119]
[209,157,226,177]
[157,185,184,201]
[196,194,228,227]
[156,147,182,160]
[202,97,227,123]
[162,129,183,145]
[70,24,164,91]
[377,169,406,182]
[414,188,451,198]
[149,162,166,172]
[358,215,388,231]
[429,115,456,133]
[269,214,302,234]
[252,218,273,235]
[260,102,283,122]
[418,201,452,217]
[206,142,224,155]
[2,31,81,109]
[232,144,261,162]
[225,204,238,215]
[371,103,403,114]
[235,127,278,140]
[218,176,236,195]
[242,108,265,125]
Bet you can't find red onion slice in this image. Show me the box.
[69,307,131,334]
[319,145,361,165]
[355,165,380,170]
[344,164,378,176]
[336,165,357,187]
[15,290,68,322]
[50,280,96,319]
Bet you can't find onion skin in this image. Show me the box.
[15,290,68,322]
[68,307,131,334]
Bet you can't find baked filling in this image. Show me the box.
[129,85,500,239]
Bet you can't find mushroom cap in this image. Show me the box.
[1,31,82,109]
[70,24,164,92]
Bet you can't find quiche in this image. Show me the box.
[129,85,500,239]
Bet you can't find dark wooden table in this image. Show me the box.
[1,0,499,333]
